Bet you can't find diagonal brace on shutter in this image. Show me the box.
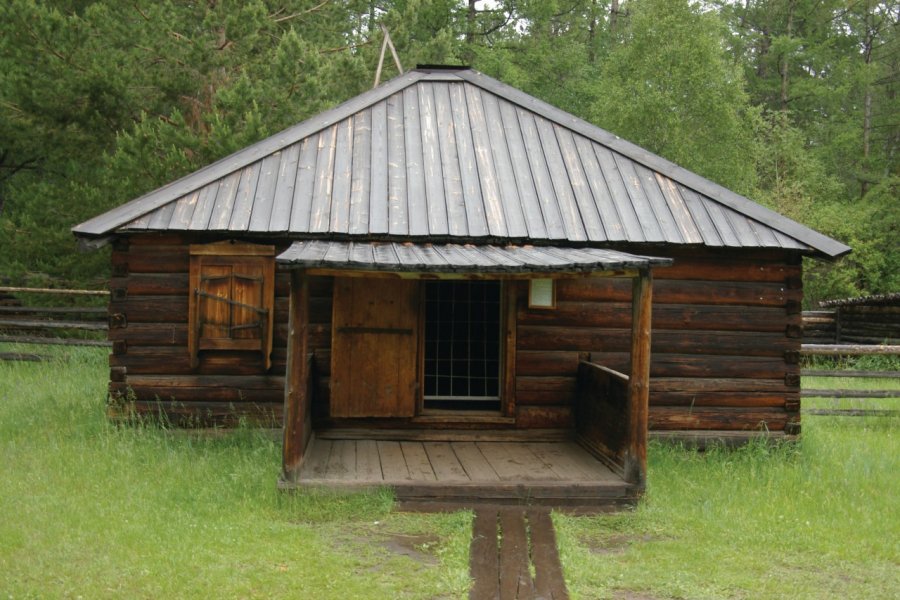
[195,289,269,315]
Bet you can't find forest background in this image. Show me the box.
[0,0,896,306]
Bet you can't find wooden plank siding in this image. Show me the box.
[109,234,800,433]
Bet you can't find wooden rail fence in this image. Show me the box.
[800,343,899,417]
[0,286,110,353]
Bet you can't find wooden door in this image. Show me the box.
[330,278,419,417]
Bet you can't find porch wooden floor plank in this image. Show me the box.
[356,439,382,481]
[377,440,410,481]
[326,440,357,480]
[451,441,501,482]
[423,442,470,482]
[293,438,634,509]
[526,442,598,481]
[401,441,437,481]
[299,438,333,479]
[563,442,622,482]
[479,442,559,482]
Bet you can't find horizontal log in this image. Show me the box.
[801,344,900,356]
[650,391,794,408]
[0,334,111,347]
[110,352,286,375]
[518,302,789,332]
[648,407,789,431]
[651,377,789,393]
[557,278,797,307]
[802,370,900,378]
[122,374,284,389]
[803,408,899,417]
[0,318,107,331]
[517,387,794,409]
[0,306,106,316]
[653,260,798,283]
[516,351,793,379]
[112,248,188,273]
[518,327,796,357]
[0,286,108,296]
[838,335,899,345]
[109,296,189,323]
[109,382,284,404]
[515,405,573,428]
[801,389,900,399]
[108,400,283,426]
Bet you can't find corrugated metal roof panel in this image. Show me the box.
[82,68,849,258]
[277,241,671,273]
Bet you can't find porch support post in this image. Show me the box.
[625,268,653,487]
[282,269,311,483]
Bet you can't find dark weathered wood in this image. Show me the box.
[0,318,107,331]
[576,362,628,474]
[803,408,899,417]
[801,389,900,399]
[0,306,106,316]
[469,509,500,600]
[801,344,900,356]
[527,509,569,600]
[802,370,900,378]
[625,270,652,487]
[0,334,111,347]
[0,286,108,296]
[498,508,534,600]
[282,271,311,483]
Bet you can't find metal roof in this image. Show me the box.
[276,240,671,274]
[73,67,850,259]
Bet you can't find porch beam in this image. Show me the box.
[282,270,311,483]
[625,268,652,487]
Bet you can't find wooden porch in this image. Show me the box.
[278,430,638,509]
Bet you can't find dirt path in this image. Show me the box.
[469,507,569,600]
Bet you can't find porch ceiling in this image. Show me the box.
[276,240,671,275]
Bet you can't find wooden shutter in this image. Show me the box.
[188,242,275,369]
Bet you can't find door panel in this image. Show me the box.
[330,278,419,417]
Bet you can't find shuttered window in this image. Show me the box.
[188,242,275,369]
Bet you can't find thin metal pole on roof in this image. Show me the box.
[373,24,404,88]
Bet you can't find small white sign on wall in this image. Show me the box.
[529,278,556,309]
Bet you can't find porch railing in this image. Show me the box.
[576,360,630,479]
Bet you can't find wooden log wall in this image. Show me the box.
[835,305,900,345]
[515,248,802,433]
[106,233,334,425]
[108,235,802,434]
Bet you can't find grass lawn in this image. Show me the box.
[2,345,898,598]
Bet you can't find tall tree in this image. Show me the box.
[588,0,759,194]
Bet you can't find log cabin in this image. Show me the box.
[73,66,850,507]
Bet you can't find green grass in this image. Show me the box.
[0,344,471,599]
[1,344,897,599]
[556,374,899,599]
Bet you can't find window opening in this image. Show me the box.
[423,280,501,411]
